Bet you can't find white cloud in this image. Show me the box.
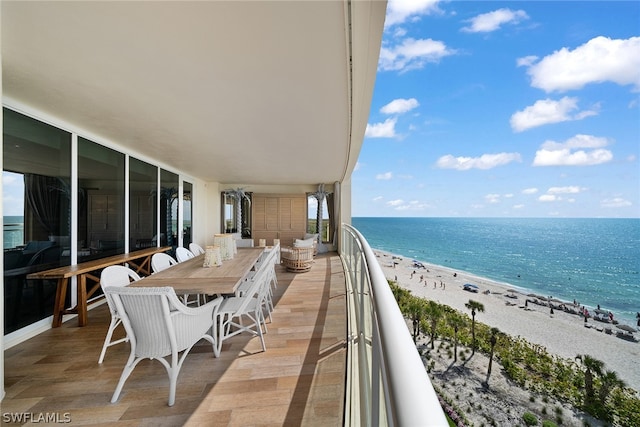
[524,36,640,92]
[373,196,383,202]
[395,200,429,211]
[601,197,632,208]
[379,38,456,72]
[387,199,404,207]
[485,193,501,204]
[522,187,539,195]
[376,172,393,180]
[538,186,585,203]
[436,152,522,170]
[547,186,583,194]
[381,98,420,115]
[461,8,529,33]
[542,134,609,150]
[510,97,598,132]
[365,118,397,138]
[517,55,538,67]
[513,204,525,209]
[533,134,613,166]
[3,174,19,185]
[385,0,442,28]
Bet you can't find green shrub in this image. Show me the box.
[523,412,538,426]
[542,420,558,427]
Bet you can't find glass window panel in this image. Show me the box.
[129,158,157,249]
[78,137,125,258]
[3,108,71,333]
[160,169,179,251]
[183,181,192,248]
[222,190,251,237]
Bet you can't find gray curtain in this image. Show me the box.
[25,174,67,236]
[326,193,335,244]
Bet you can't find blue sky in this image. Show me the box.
[353,0,640,218]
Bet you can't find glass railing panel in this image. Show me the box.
[341,224,447,426]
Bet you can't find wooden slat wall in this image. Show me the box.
[252,193,307,246]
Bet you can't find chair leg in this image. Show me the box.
[167,366,178,407]
[99,317,127,364]
[255,315,266,352]
[111,356,140,403]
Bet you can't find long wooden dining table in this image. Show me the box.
[130,247,265,295]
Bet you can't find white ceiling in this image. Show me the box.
[2,1,386,186]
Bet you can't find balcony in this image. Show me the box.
[2,228,446,425]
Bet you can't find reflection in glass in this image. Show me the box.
[222,191,251,237]
[78,137,125,257]
[3,108,71,333]
[160,169,179,250]
[183,181,193,248]
[130,158,157,249]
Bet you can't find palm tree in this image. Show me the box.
[447,313,466,363]
[224,187,250,234]
[487,327,500,376]
[424,301,444,350]
[310,184,331,241]
[406,298,426,344]
[598,369,625,406]
[576,354,604,407]
[464,299,485,353]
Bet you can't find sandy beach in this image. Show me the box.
[374,249,640,392]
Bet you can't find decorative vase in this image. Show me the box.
[203,245,222,267]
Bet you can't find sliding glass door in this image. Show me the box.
[3,109,72,333]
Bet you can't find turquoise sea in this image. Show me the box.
[352,217,640,326]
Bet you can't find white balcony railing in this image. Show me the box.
[341,224,448,426]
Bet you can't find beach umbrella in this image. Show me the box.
[616,324,636,333]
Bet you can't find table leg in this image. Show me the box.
[52,278,69,328]
[77,274,88,326]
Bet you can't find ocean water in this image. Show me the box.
[352,217,640,326]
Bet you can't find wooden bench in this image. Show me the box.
[27,246,171,327]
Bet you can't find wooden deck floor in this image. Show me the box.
[2,253,347,426]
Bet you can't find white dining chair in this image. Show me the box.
[176,247,195,263]
[214,263,271,356]
[151,252,178,273]
[104,286,222,406]
[98,265,142,364]
[188,242,205,255]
